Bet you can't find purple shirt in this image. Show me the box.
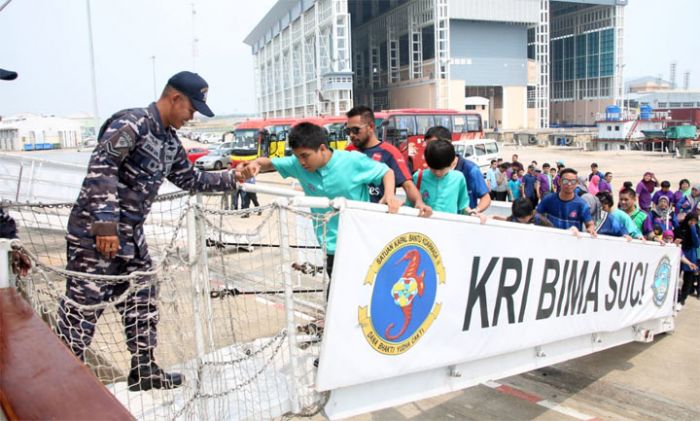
[673,190,688,208]
[635,181,654,211]
[598,179,612,193]
[537,173,550,195]
[552,174,561,193]
[651,190,674,206]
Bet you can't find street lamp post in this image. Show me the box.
[150,55,157,100]
[86,0,100,141]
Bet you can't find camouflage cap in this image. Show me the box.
[167,71,214,117]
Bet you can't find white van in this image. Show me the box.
[452,139,501,174]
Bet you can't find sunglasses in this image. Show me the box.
[561,179,577,186]
[344,124,367,135]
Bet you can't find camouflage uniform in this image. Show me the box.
[0,206,18,239]
[57,102,236,360]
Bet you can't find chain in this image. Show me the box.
[171,329,288,420]
[201,330,286,367]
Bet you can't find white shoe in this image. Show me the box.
[674,303,683,311]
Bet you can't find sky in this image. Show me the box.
[0,0,698,118]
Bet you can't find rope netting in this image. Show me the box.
[4,191,332,420]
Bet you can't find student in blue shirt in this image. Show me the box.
[413,138,469,214]
[238,122,402,277]
[522,165,539,206]
[536,168,596,236]
[424,126,491,214]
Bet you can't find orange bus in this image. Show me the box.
[375,109,483,171]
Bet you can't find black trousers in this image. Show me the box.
[680,271,698,304]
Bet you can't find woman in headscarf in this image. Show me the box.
[650,196,678,231]
[635,172,657,212]
[674,179,691,208]
[574,175,588,196]
[588,174,601,196]
[676,183,700,221]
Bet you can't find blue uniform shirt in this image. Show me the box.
[536,193,592,230]
[272,150,389,254]
[522,173,538,199]
[454,157,489,208]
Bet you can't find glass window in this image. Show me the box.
[434,115,452,132]
[421,26,434,60]
[453,115,466,133]
[466,115,481,132]
[399,34,409,67]
[474,144,486,156]
[393,115,416,136]
[485,142,498,154]
[463,145,474,157]
[415,115,435,136]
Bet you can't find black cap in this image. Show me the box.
[167,71,214,117]
[0,68,18,81]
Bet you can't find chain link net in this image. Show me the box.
[4,190,330,420]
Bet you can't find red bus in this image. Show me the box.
[375,109,483,171]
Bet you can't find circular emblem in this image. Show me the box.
[358,232,445,355]
[652,255,672,307]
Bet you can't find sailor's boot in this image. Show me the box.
[127,351,184,392]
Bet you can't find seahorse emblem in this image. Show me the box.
[385,249,425,340]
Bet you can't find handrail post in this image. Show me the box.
[277,199,301,413]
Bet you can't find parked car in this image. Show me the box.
[199,133,221,144]
[452,138,501,175]
[186,146,210,165]
[194,147,234,170]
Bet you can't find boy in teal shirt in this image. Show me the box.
[413,139,470,214]
[508,172,522,201]
[238,122,401,277]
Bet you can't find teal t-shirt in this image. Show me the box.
[413,169,469,214]
[611,208,642,239]
[272,150,389,254]
[508,179,522,200]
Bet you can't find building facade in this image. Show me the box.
[244,0,627,128]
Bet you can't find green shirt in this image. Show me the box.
[413,169,469,214]
[272,150,389,254]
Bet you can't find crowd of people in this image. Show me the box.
[485,157,699,308]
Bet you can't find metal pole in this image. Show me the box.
[191,3,198,71]
[187,195,206,365]
[15,162,23,202]
[150,55,157,101]
[0,0,12,13]
[0,239,12,289]
[277,200,301,413]
[196,193,216,349]
[85,0,100,140]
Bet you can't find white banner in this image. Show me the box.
[317,208,679,391]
